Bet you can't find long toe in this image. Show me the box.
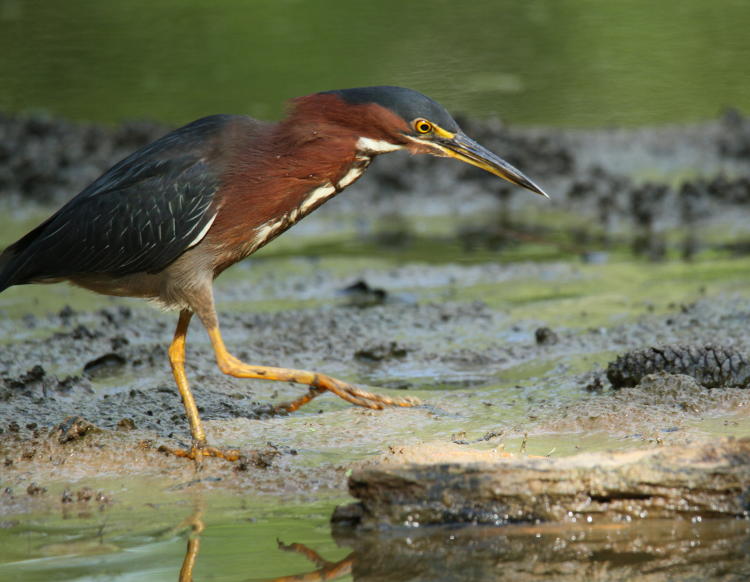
[337,380,421,408]
[158,443,243,462]
[275,374,421,412]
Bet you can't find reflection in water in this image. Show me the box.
[258,541,353,582]
[176,501,353,582]
[331,520,750,581]
[174,499,750,581]
[178,505,205,582]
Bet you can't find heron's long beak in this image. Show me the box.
[435,132,549,198]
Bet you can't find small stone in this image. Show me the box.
[54,416,98,443]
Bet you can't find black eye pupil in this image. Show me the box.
[419,122,430,132]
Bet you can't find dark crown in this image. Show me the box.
[321,86,460,133]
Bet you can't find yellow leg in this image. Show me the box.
[169,310,205,444]
[161,310,242,461]
[206,325,420,411]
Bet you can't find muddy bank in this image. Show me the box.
[3,281,750,440]
[1,110,750,524]
[2,278,750,495]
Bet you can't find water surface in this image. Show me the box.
[1,0,749,127]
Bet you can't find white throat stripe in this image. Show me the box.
[356,137,403,154]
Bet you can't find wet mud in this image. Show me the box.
[1,111,750,578]
[3,286,750,481]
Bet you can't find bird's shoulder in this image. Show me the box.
[78,114,267,199]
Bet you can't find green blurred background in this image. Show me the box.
[1,0,749,127]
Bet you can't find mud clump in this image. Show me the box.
[1,364,91,399]
[628,372,705,405]
[83,353,127,379]
[606,344,750,389]
[338,280,388,308]
[718,108,750,159]
[233,445,283,471]
[61,486,112,505]
[534,326,559,346]
[53,416,100,444]
[116,417,136,431]
[354,341,411,362]
[26,482,46,496]
[1,365,46,393]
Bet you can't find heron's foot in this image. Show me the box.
[159,442,243,462]
[159,441,281,468]
[276,374,421,413]
[272,539,355,581]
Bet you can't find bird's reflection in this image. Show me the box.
[257,540,353,582]
[175,504,352,582]
[177,504,205,582]
[175,502,750,581]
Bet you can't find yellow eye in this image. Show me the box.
[414,119,432,134]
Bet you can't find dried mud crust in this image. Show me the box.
[332,438,750,529]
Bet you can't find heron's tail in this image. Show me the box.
[0,230,38,293]
[0,245,17,293]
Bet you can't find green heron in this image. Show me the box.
[0,86,547,461]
